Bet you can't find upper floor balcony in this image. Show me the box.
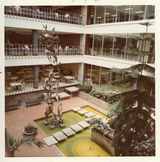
[87,5,155,25]
[85,33,155,64]
[5,6,155,34]
[5,43,154,69]
[5,64,80,96]
[5,6,83,25]
[5,44,82,57]
[5,44,83,67]
[86,48,154,64]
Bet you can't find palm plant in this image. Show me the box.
[5,127,44,157]
[111,91,155,156]
[5,131,23,157]
[108,63,155,156]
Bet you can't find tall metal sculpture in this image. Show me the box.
[39,25,64,128]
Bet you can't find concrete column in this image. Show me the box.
[99,67,102,87]
[109,72,112,81]
[104,6,106,23]
[122,72,125,80]
[94,6,97,24]
[124,34,128,57]
[128,6,131,21]
[80,34,86,55]
[92,34,95,55]
[78,63,84,85]
[143,6,148,19]
[80,7,87,55]
[112,37,116,56]
[33,66,39,89]
[101,36,104,55]
[32,30,40,89]
[81,6,88,25]
[115,6,118,22]
[32,30,39,48]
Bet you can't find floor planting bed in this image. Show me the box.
[35,106,110,156]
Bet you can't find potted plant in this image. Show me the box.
[6,134,22,157]
[5,128,44,157]
[23,123,37,136]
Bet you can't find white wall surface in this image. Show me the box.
[5,55,83,67]
[5,55,141,69]
[84,19,155,34]
[5,15,155,34]
[5,15,84,34]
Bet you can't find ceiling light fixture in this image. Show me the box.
[124,7,133,11]
[14,6,21,12]
[112,14,117,17]
[65,13,70,18]
[105,12,110,15]
[55,12,59,17]
[135,10,144,14]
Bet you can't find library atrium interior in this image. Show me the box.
[5,5,155,157]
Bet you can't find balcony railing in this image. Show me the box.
[5,80,80,96]
[86,48,152,63]
[5,7,83,25]
[91,14,154,24]
[5,44,82,58]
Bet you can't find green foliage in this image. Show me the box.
[112,91,155,156]
[80,84,92,93]
[106,101,122,118]
[5,126,44,157]
[24,123,37,134]
[7,134,23,153]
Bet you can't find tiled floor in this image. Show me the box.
[5,96,102,157]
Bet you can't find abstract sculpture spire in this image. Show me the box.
[39,25,64,128]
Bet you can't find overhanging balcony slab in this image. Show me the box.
[5,55,142,69]
[83,55,140,69]
[5,55,83,67]
[5,15,155,34]
[85,19,155,34]
[5,15,84,34]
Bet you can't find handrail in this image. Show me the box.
[91,14,154,24]
[86,48,152,63]
[5,7,83,25]
[5,44,82,56]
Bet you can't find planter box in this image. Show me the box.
[91,128,115,155]
[79,91,109,113]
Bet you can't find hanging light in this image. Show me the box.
[112,14,117,17]
[105,12,110,15]
[124,7,133,14]
[135,10,144,14]
[97,16,102,19]
[64,13,70,18]
[124,7,133,11]
[55,12,59,17]
[14,6,21,12]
